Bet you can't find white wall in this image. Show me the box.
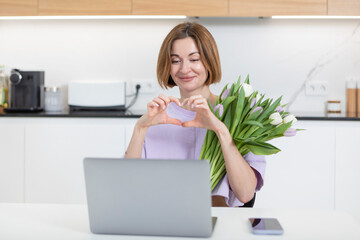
[0,18,359,113]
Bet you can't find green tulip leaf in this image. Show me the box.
[246,144,281,155]
[270,121,292,136]
[245,74,250,84]
[242,120,264,128]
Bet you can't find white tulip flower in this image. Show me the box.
[241,83,254,97]
[269,112,282,125]
[283,114,297,125]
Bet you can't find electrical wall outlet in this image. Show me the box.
[305,81,327,96]
[129,80,155,94]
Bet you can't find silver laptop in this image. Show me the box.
[83,158,216,238]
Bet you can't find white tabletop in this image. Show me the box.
[1,203,360,240]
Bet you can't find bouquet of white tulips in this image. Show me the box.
[200,75,299,190]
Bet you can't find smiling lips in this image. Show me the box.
[179,76,196,82]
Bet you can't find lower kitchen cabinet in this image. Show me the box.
[335,127,360,223]
[255,122,336,209]
[0,124,24,202]
[0,118,359,222]
[125,123,136,150]
[24,119,133,204]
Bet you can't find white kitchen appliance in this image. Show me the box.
[68,80,126,111]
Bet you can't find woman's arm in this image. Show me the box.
[124,121,149,158]
[124,94,182,159]
[182,95,257,204]
[214,122,257,204]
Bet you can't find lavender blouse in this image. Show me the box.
[142,102,266,207]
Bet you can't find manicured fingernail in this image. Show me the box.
[163,105,166,110]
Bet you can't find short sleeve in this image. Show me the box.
[211,152,266,207]
[245,152,266,191]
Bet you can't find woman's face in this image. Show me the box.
[170,37,208,94]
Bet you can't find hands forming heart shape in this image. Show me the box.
[138,94,220,131]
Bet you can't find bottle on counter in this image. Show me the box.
[346,79,357,117]
[0,65,8,108]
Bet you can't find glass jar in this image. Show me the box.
[327,100,341,113]
[44,86,63,112]
[327,100,341,117]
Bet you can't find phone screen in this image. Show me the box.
[248,218,284,235]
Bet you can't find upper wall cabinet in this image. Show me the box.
[229,0,327,17]
[0,0,38,16]
[38,0,131,15]
[328,0,360,15]
[132,0,228,16]
[1,0,359,18]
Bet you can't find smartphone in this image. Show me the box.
[248,218,284,235]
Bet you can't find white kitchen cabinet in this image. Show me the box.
[0,123,24,202]
[335,127,360,223]
[124,123,136,151]
[255,121,336,209]
[1,116,360,222]
[24,119,130,204]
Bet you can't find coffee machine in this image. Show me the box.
[5,69,45,112]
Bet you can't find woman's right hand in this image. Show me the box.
[136,94,182,129]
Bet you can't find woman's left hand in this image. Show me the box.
[181,95,221,131]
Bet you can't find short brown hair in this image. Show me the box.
[157,22,221,89]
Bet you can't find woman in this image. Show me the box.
[125,22,265,207]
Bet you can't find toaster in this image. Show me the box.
[68,81,126,111]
